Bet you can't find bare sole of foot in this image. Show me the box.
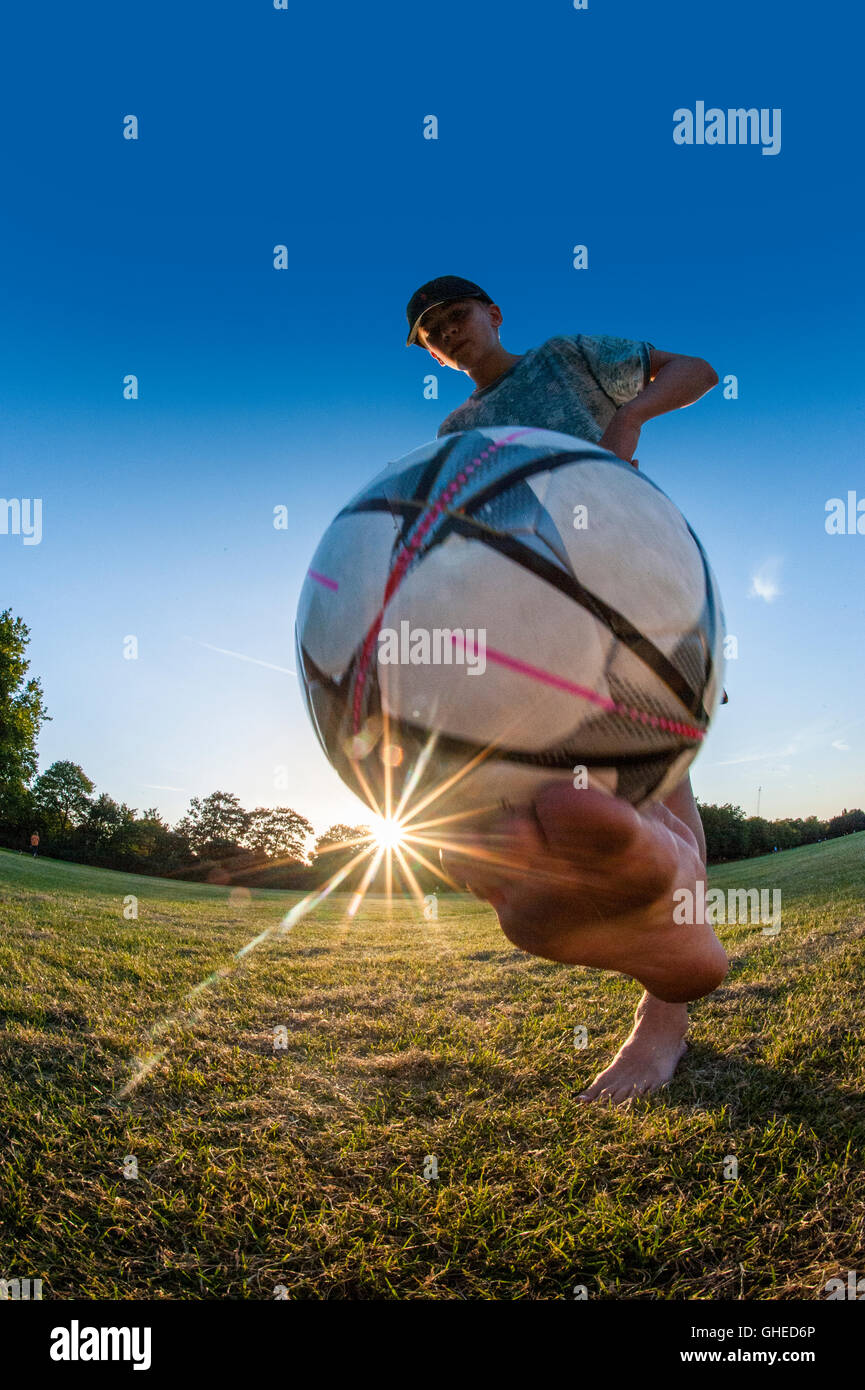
[441,784,729,1004]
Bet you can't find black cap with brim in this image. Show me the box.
[405,275,489,346]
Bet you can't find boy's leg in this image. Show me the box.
[442,773,727,1104]
[663,774,706,862]
[578,775,710,1103]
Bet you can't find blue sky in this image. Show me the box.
[1,1,862,839]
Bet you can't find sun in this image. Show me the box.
[371,815,406,850]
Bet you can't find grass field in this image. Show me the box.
[1,836,863,1300]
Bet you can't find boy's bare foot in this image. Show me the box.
[578,994,689,1104]
[439,781,727,1102]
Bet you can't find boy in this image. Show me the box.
[405,274,728,1105]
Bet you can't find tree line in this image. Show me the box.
[695,800,864,863]
[1,608,862,885]
[0,610,433,889]
[0,759,377,888]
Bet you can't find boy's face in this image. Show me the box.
[417,298,502,369]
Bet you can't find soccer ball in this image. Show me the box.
[295,427,725,821]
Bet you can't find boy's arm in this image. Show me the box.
[598,349,718,466]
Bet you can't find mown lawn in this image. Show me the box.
[0,837,863,1300]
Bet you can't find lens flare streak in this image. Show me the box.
[110,724,531,1103]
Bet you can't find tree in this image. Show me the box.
[311,823,372,878]
[32,760,94,833]
[243,806,314,861]
[696,801,747,863]
[800,816,828,845]
[0,780,38,839]
[127,810,191,872]
[175,791,248,855]
[827,808,865,839]
[80,793,137,851]
[0,609,51,800]
[744,815,773,858]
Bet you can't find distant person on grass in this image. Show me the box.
[405,275,726,1106]
[30,831,39,858]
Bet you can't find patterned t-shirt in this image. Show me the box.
[436,333,653,441]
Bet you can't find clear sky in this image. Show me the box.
[1,1,862,841]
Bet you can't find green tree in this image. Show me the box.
[744,816,773,858]
[312,823,372,876]
[772,818,800,851]
[243,806,314,861]
[0,780,38,838]
[800,816,828,845]
[0,609,51,800]
[32,760,94,833]
[127,809,191,871]
[827,807,865,838]
[696,801,748,863]
[175,791,248,855]
[81,793,137,850]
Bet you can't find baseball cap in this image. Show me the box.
[405,275,491,347]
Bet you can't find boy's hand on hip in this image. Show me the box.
[598,406,642,467]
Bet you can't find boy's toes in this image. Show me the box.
[533,783,641,856]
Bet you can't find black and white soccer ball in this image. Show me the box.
[295,427,725,820]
